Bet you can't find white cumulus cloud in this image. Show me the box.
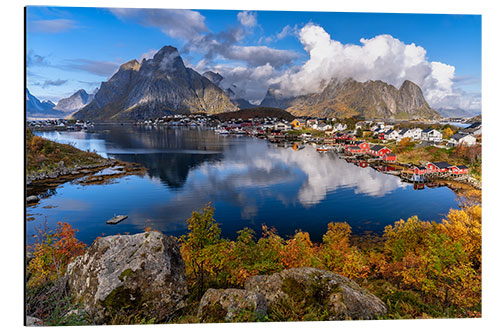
[270,23,478,112]
[237,11,257,27]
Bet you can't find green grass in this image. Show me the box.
[26,128,106,176]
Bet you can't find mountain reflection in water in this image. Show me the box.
[30,125,459,244]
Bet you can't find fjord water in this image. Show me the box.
[28,125,459,245]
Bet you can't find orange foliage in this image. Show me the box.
[27,222,86,287]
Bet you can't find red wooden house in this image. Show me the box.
[347,145,363,154]
[368,145,392,157]
[426,162,451,173]
[383,153,397,162]
[449,165,469,175]
[413,166,427,175]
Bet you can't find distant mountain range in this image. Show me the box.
[260,78,440,120]
[53,89,96,114]
[26,89,64,118]
[26,88,96,118]
[29,44,478,122]
[435,107,481,119]
[74,46,237,121]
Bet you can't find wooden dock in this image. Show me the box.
[106,215,128,225]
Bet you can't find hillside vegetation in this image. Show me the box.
[26,128,105,176]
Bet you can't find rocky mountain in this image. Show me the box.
[202,71,254,109]
[260,78,440,120]
[202,71,223,86]
[54,89,95,114]
[26,89,64,118]
[74,46,237,121]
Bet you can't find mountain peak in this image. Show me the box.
[203,71,223,86]
[399,80,419,90]
[119,59,140,71]
[74,46,237,121]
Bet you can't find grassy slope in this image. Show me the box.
[26,128,106,176]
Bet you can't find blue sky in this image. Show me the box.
[26,6,481,111]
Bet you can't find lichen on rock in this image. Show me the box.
[197,288,267,322]
[245,267,386,320]
[65,231,188,324]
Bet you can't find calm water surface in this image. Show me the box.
[28,125,460,244]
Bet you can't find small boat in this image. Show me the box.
[106,215,128,225]
[316,145,330,152]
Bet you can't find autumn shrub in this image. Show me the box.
[179,203,224,299]
[319,222,369,279]
[281,231,318,269]
[381,209,481,310]
[179,203,481,318]
[27,222,86,288]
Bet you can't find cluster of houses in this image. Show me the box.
[27,119,93,131]
[136,115,479,178]
[139,114,481,148]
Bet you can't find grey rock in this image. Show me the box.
[245,267,387,320]
[26,195,39,203]
[26,316,43,326]
[198,288,267,322]
[66,231,188,324]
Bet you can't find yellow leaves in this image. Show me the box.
[27,222,86,288]
[179,203,481,311]
[441,205,482,268]
[380,207,482,309]
[443,127,454,139]
[281,231,316,269]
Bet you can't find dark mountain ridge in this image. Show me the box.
[74,46,237,121]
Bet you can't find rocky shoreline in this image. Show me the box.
[26,159,147,198]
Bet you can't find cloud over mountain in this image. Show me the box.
[270,24,479,111]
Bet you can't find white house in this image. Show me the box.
[421,129,443,143]
[306,119,318,127]
[409,128,423,140]
[449,133,477,146]
[333,123,347,132]
[315,123,332,131]
[385,129,401,141]
[274,122,291,131]
[463,122,482,136]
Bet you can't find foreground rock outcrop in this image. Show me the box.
[245,267,387,320]
[66,231,188,323]
[198,288,267,322]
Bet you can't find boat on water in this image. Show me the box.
[106,215,128,225]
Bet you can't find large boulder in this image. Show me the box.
[66,231,188,324]
[198,288,267,323]
[245,267,386,320]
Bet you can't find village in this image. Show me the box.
[137,113,482,188]
[26,119,94,132]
